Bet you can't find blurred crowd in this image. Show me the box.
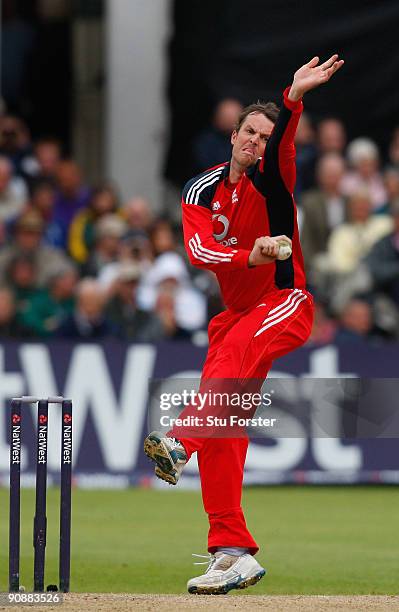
[295,115,399,345]
[0,115,212,343]
[0,102,399,346]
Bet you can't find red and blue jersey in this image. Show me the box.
[182,88,306,312]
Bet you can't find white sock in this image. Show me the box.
[217,546,249,556]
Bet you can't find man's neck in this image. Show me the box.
[229,158,246,184]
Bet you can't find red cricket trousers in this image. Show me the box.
[172,288,314,555]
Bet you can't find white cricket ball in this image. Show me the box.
[19,585,25,592]
[277,239,292,261]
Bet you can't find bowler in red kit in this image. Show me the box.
[145,55,344,594]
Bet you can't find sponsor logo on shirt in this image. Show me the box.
[232,189,239,204]
[212,201,221,211]
[212,214,238,246]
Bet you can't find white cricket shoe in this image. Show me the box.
[187,552,266,595]
[144,431,187,485]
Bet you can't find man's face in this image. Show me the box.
[349,194,371,223]
[16,228,42,251]
[317,156,345,192]
[36,143,61,175]
[318,119,346,154]
[56,161,81,196]
[231,113,274,168]
[118,279,138,302]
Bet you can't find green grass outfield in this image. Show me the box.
[0,486,398,595]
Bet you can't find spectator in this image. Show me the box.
[382,168,399,213]
[6,253,38,295]
[0,209,71,287]
[83,214,128,277]
[97,231,153,290]
[155,286,191,340]
[0,155,27,225]
[123,196,153,235]
[295,112,317,196]
[29,179,62,247]
[192,269,224,322]
[301,153,347,265]
[139,252,207,333]
[121,232,153,266]
[335,299,375,344]
[0,286,32,338]
[317,118,346,155]
[138,215,206,331]
[5,254,41,324]
[193,98,243,173]
[308,302,337,345]
[53,160,91,248]
[365,198,399,307]
[342,138,387,211]
[68,184,120,264]
[149,218,177,257]
[57,278,110,339]
[324,190,393,274]
[19,264,77,337]
[31,137,62,183]
[0,115,35,179]
[105,262,164,341]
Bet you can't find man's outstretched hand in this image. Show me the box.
[288,54,344,101]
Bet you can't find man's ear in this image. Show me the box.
[231,130,238,146]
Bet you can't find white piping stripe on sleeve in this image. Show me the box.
[260,292,305,326]
[188,239,216,264]
[189,238,232,264]
[254,295,307,338]
[191,240,231,263]
[188,238,214,263]
[194,241,232,262]
[193,234,233,262]
[267,289,303,316]
[194,233,234,258]
[186,168,223,204]
[193,174,223,205]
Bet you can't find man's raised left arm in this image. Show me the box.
[260,54,344,195]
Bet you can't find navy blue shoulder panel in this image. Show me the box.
[182,165,227,208]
